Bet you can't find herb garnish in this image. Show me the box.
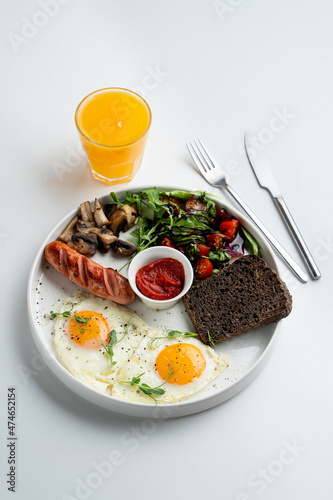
[147,329,198,349]
[120,368,175,404]
[100,318,134,367]
[100,330,126,367]
[207,331,216,347]
[50,303,89,335]
[207,331,224,347]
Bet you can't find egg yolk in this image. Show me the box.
[67,310,110,349]
[155,343,206,385]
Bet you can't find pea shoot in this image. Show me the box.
[50,303,89,335]
[99,318,134,367]
[100,330,126,367]
[147,329,198,349]
[120,368,175,404]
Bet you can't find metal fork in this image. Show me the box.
[186,139,308,283]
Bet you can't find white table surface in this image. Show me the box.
[1,1,333,499]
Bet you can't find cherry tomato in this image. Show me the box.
[185,197,208,213]
[159,237,175,248]
[196,244,210,256]
[219,220,239,240]
[194,257,214,279]
[160,196,181,214]
[207,233,225,251]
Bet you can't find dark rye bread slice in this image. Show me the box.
[182,254,292,345]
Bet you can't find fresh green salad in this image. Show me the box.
[110,188,260,278]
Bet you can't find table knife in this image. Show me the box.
[244,131,321,280]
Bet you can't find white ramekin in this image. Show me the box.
[128,246,193,310]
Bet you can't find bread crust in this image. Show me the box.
[182,255,292,345]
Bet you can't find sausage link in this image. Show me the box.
[44,240,135,305]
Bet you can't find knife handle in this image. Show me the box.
[223,184,308,283]
[273,195,321,280]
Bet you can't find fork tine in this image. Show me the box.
[186,142,208,175]
[196,138,218,170]
[192,139,212,172]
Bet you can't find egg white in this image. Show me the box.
[53,292,154,393]
[111,332,229,404]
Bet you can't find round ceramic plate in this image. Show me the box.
[27,186,281,418]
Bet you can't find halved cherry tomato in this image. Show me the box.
[160,196,181,214]
[207,233,225,251]
[196,244,210,256]
[185,197,207,213]
[219,220,239,240]
[194,257,213,279]
[159,237,175,248]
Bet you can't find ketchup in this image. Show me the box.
[135,258,185,300]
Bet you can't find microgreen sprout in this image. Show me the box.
[147,329,197,349]
[100,330,125,367]
[120,367,176,404]
[99,319,133,367]
[207,331,223,347]
[50,303,89,335]
[207,331,216,347]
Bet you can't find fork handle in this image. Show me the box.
[222,183,308,283]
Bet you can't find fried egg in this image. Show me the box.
[111,333,229,404]
[53,293,154,393]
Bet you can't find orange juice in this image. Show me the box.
[75,88,151,185]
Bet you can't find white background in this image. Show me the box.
[1,1,333,499]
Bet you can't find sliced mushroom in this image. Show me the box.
[90,227,117,252]
[67,233,98,257]
[120,204,138,231]
[111,239,137,256]
[108,209,127,236]
[103,203,118,220]
[80,201,94,222]
[75,219,96,233]
[93,198,109,228]
[58,216,78,243]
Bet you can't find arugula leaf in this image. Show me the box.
[141,188,165,206]
[161,190,199,200]
[242,227,261,256]
[109,188,260,273]
[172,215,212,231]
[207,248,230,262]
[162,189,213,204]
[132,218,162,248]
[109,192,122,205]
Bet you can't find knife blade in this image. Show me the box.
[244,131,321,280]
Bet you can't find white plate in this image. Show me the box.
[27,186,281,418]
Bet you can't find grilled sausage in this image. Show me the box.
[44,240,135,305]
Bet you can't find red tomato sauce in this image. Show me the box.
[135,258,185,300]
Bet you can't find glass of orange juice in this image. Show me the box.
[75,88,152,185]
